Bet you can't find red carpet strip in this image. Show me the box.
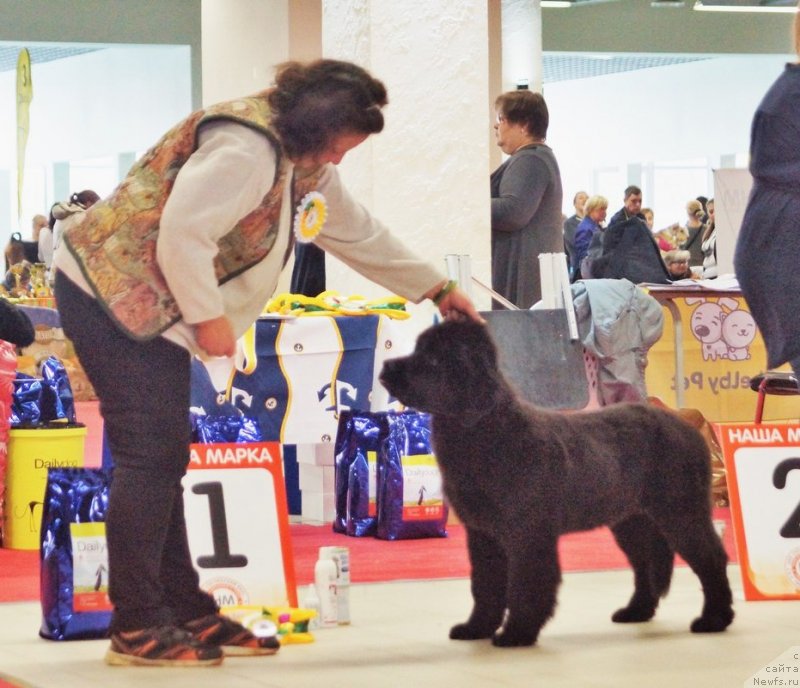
[0,508,735,603]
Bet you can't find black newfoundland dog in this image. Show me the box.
[379,319,733,647]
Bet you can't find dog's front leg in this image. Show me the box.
[449,527,507,641]
[494,535,561,647]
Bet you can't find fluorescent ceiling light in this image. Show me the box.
[693,1,798,11]
[542,1,573,7]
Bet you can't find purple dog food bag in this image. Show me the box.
[376,411,448,541]
[333,411,388,537]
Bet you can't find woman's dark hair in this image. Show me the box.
[495,90,549,140]
[268,59,388,159]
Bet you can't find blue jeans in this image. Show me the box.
[55,273,216,632]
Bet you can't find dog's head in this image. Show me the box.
[379,320,504,417]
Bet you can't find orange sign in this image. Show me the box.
[716,422,800,600]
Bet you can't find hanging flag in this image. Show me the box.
[16,48,33,221]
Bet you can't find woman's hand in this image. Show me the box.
[194,315,237,358]
[426,281,485,323]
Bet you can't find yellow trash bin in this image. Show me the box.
[4,425,86,550]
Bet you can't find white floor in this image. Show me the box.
[0,565,796,688]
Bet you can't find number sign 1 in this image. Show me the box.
[182,442,298,608]
[717,422,800,601]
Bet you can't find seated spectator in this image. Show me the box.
[701,197,717,279]
[608,185,647,227]
[664,249,695,281]
[681,199,706,267]
[571,194,607,281]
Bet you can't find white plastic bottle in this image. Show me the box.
[301,583,321,630]
[314,556,338,628]
[319,546,350,624]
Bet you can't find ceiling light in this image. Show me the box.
[542,1,573,7]
[693,1,798,12]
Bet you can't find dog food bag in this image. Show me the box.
[40,355,76,424]
[40,467,112,640]
[333,411,388,537]
[376,411,448,540]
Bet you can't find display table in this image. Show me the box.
[15,304,96,401]
[197,313,418,522]
[644,283,799,422]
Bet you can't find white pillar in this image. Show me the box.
[501,0,543,93]
[201,0,290,106]
[321,0,492,305]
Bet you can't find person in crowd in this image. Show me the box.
[53,58,480,668]
[38,204,57,271]
[563,190,588,277]
[491,89,563,308]
[701,197,717,279]
[641,207,654,232]
[3,240,32,296]
[0,296,35,347]
[51,190,101,255]
[696,195,709,223]
[663,249,694,281]
[735,8,800,380]
[681,198,706,267]
[654,222,687,254]
[25,214,48,264]
[570,194,607,281]
[607,185,647,227]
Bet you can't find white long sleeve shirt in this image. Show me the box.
[54,121,443,355]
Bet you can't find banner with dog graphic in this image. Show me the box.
[645,294,798,422]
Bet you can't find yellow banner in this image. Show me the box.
[16,48,33,220]
[646,294,800,422]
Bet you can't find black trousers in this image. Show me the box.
[55,273,216,632]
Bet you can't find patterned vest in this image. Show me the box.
[64,91,323,340]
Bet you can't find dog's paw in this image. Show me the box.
[491,627,537,648]
[449,622,495,641]
[690,609,734,633]
[611,605,656,624]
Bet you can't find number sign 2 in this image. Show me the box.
[182,442,297,608]
[717,423,800,601]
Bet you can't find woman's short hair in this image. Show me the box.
[494,90,549,139]
[584,194,608,215]
[268,59,388,159]
[664,249,691,265]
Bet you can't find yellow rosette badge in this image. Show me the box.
[294,191,327,243]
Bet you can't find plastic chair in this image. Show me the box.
[749,371,800,423]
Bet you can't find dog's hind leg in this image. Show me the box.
[450,527,508,641]
[661,521,734,633]
[610,515,674,623]
[493,535,561,647]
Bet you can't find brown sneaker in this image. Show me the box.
[105,625,224,667]
[184,613,280,656]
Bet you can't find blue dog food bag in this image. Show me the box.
[333,411,388,537]
[376,412,448,540]
[40,468,112,640]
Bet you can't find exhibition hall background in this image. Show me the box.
[0,0,795,304]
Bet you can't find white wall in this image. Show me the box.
[545,53,791,224]
[0,45,192,238]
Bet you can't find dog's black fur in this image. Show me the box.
[379,319,733,647]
